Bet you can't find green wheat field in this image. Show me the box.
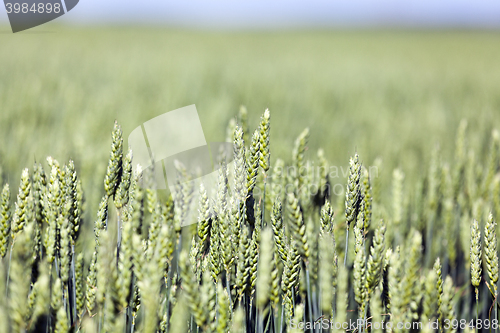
[0,28,500,332]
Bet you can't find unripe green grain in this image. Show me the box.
[366,222,386,295]
[54,305,69,333]
[115,147,132,209]
[233,125,248,235]
[159,222,176,282]
[129,169,145,237]
[220,208,234,276]
[484,213,498,296]
[163,192,174,222]
[51,277,63,314]
[246,130,260,196]
[248,221,261,301]
[320,200,334,235]
[169,295,189,333]
[45,190,58,264]
[370,286,384,333]
[145,167,158,216]
[319,233,334,314]
[271,197,287,264]
[434,258,444,326]
[132,233,145,283]
[146,203,163,261]
[353,225,366,313]
[131,282,141,325]
[94,195,109,242]
[388,247,404,327]
[189,236,199,279]
[270,158,284,205]
[217,282,230,333]
[9,224,33,332]
[441,276,456,333]
[214,162,234,277]
[209,224,221,281]
[0,184,11,258]
[33,163,46,258]
[65,160,81,243]
[95,234,113,312]
[287,192,309,260]
[345,154,361,230]
[104,121,123,198]
[256,228,273,309]
[305,215,318,282]
[75,253,85,319]
[270,251,280,310]
[392,168,404,228]
[382,248,392,311]
[362,167,372,231]
[281,241,301,318]
[202,268,217,332]
[32,266,50,325]
[85,250,98,315]
[236,223,250,300]
[254,200,262,230]
[11,168,31,235]
[422,270,438,322]
[281,255,293,320]
[138,234,164,333]
[403,230,422,321]
[141,249,164,333]
[59,216,71,283]
[354,202,365,250]
[76,178,84,230]
[470,219,481,291]
[198,183,211,253]
[118,215,134,309]
[292,128,309,193]
[258,109,271,175]
[180,250,206,328]
[334,265,348,330]
[174,160,196,232]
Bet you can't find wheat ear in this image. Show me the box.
[344,153,361,265]
[104,120,123,198]
[470,218,481,320]
[271,197,287,264]
[0,184,11,258]
[485,213,498,297]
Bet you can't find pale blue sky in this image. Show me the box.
[2,0,500,28]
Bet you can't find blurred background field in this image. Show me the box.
[0,27,500,218]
